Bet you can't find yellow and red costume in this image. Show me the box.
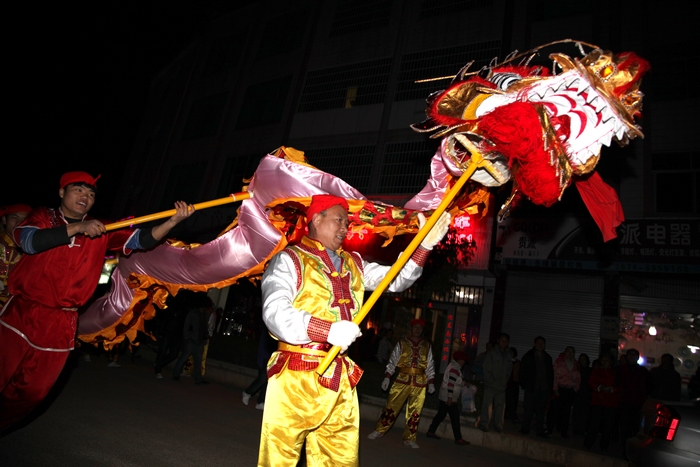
[374,336,436,442]
[259,236,425,467]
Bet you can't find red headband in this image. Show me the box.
[60,171,100,189]
[1,204,32,216]
[306,194,349,221]
[410,318,426,327]
[452,351,468,362]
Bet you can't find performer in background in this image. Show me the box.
[258,194,450,467]
[0,204,31,306]
[368,318,436,449]
[0,171,194,431]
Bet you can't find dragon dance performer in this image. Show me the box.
[0,171,194,431]
[368,318,436,448]
[258,194,450,467]
[0,204,31,307]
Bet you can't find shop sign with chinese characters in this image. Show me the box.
[495,217,700,274]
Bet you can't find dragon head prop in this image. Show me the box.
[411,41,650,238]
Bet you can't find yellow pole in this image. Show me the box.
[104,191,252,231]
[317,148,500,375]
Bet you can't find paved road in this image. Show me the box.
[0,353,555,467]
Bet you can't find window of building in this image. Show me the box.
[419,0,493,19]
[216,154,262,197]
[649,43,695,101]
[203,33,246,75]
[304,146,375,193]
[530,0,591,20]
[329,0,393,37]
[394,41,501,101]
[378,141,436,194]
[236,75,292,129]
[181,92,228,140]
[256,9,309,60]
[298,58,392,112]
[652,152,699,215]
[161,161,208,209]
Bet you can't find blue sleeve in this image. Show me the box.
[125,229,143,250]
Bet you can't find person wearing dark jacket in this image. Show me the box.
[649,353,681,401]
[519,336,554,437]
[618,348,651,459]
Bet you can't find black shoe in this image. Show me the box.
[172,376,180,381]
[494,427,503,433]
[426,432,440,439]
[537,432,550,439]
[479,425,488,433]
[520,429,530,436]
[196,380,210,385]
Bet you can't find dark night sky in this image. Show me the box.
[4,2,239,219]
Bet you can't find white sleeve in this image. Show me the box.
[426,345,436,381]
[261,252,313,345]
[384,341,402,376]
[361,254,423,293]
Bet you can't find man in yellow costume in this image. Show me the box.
[258,194,450,467]
[367,318,436,448]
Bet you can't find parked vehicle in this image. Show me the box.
[626,398,700,466]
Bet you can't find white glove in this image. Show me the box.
[381,377,391,391]
[418,212,451,250]
[327,320,362,353]
[428,384,435,395]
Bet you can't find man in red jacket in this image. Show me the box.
[618,348,651,459]
[0,171,194,431]
[584,354,618,451]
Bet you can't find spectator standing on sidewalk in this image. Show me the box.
[584,354,618,452]
[550,346,581,438]
[649,353,681,401]
[519,336,553,438]
[618,348,651,459]
[572,353,591,435]
[426,351,470,445]
[505,347,521,423]
[479,333,512,433]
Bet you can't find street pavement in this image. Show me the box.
[0,352,557,467]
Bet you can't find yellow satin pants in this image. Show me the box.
[374,382,426,441]
[258,366,359,467]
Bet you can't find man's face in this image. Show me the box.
[59,184,95,218]
[2,211,29,234]
[310,204,348,251]
[410,324,424,338]
[498,335,509,350]
[534,338,545,352]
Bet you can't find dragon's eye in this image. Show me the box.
[599,64,615,80]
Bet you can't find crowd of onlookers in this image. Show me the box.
[466,333,695,459]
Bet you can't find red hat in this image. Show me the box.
[60,171,100,189]
[410,318,426,327]
[306,194,349,221]
[0,204,32,216]
[452,351,468,362]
